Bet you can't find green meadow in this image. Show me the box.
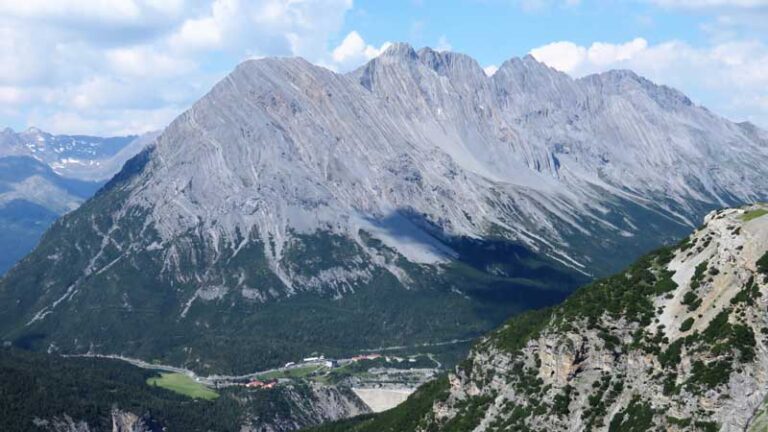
[147,372,219,400]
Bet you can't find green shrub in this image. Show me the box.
[688,360,732,390]
[552,385,573,417]
[690,261,709,290]
[679,317,695,332]
[757,251,768,276]
[608,395,654,432]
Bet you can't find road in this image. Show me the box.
[67,336,472,386]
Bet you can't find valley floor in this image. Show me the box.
[67,337,466,414]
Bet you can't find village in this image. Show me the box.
[228,352,429,389]
[236,353,380,389]
[70,341,461,412]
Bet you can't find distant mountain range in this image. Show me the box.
[0,43,766,376]
[0,128,155,274]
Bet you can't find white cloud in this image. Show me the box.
[587,38,648,66]
[0,86,26,104]
[483,65,499,76]
[0,24,51,85]
[0,0,188,26]
[106,46,195,77]
[530,38,650,74]
[435,35,452,52]
[32,107,183,137]
[331,31,391,70]
[529,37,768,126]
[0,0,359,135]
[170,16,223,51]
[529,41,586,74]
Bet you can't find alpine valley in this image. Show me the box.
[1,43,767,387]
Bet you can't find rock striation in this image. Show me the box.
[1,44,767,373]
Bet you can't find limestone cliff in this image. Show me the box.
[428,204,768,431]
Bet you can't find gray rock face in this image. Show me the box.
[424,205,768,431]
[110,409,153,432]
[245,383,371,432]
[122,43,767,282]
[30,386,368,432]
[32,409,154,432]
[2,43,767,374]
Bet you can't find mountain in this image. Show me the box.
[0,129,155,274]
[313,204,768,431]
[1,43,767,375]
[0,127,158,182]
[0,157,100,275]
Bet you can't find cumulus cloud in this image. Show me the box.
[31,107,184,137]
[529,41,586,74]
[169,15,223,52]
[0,86,26,104]
[529,37,768,126]
[0,0,360,135]
[530,38,649,73]
[435,35,452,52]
[331,31,392,70]
[0,0,183,24]
[483,65,499,76]
[106,46,195,77]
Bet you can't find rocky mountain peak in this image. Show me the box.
[23,126,44,135]
[494,53,567,80]
[379,41,419,61]
[2,44,767,376]
[9,43,768,296]
[416,47,487,80]
[582,68,695,111]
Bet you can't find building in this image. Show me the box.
[245,380,264,388]
[351,353,382,362]
[245,379,277,389]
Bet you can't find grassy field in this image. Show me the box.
[742,208,768,222]
[258,365,323,380]
[146,372,219,400]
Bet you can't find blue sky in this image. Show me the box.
[337,1,705,63]
[0,0,766,135]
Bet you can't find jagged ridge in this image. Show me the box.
[1,43,767,374]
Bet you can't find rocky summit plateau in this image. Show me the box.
[0,43,767,375]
